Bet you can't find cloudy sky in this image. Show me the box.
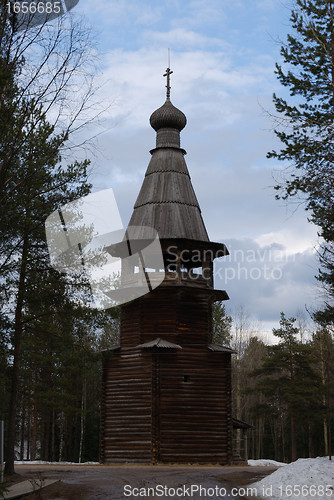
[69,0,323,335]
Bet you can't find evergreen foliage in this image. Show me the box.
[267,0,334,327]
[0,1,116,473]
[212,302,232,345]
[250,313,325,461]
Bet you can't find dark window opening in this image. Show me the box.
[183,375,190,383]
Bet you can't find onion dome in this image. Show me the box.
[149,67,187,150]
[127,67,210,242]
[150,99,186,132]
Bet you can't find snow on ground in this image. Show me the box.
[13,457,334,500]
[248,459,287,467]
[251,457,334,500]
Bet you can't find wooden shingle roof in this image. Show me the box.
[128,98,210,242]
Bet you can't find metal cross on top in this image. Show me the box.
[163,67,173,100]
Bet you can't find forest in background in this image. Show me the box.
[0,0,333,474]
[213,305,334,463]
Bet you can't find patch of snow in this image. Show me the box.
[252,457,334,500]
[14,461,100,465]
[248,459,287,467]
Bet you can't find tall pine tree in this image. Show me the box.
[268,0,334,328]
[0,4,97,474]
[2,104,92,475]
[251,313,322,461]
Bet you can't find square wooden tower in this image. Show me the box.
[100,70,233,464]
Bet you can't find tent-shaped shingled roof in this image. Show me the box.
[128,77,209,242]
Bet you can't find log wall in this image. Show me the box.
[120,287,212,348]
[101,348,152,462]
[101,280,232,464]
[101,346,233,463]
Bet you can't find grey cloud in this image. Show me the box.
[214,238,318,321]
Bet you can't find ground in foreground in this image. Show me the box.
[9,463,277,500]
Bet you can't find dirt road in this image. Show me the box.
[13,463,277,499]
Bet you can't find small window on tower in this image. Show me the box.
[183,375,190,383]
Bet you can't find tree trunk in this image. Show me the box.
[58,412,65,462]
[308,420,312,458]
[79,379,86,463]
[257,416,264,459]
[39,409,45,461]
[4,235,29,475]
[319,334,329,456]
[235,366,241,456]
[323,417,329,456]
[280,414,285,463]
[26,401,31,461]
[327,395,332,460]
[20,399,25,461]
[291,413,297,461]
[51,409,55,462]
[30,334,38,461]
[43,410,50,461]
[31,388,38,461]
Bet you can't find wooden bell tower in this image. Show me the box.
[100,69,233,464]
